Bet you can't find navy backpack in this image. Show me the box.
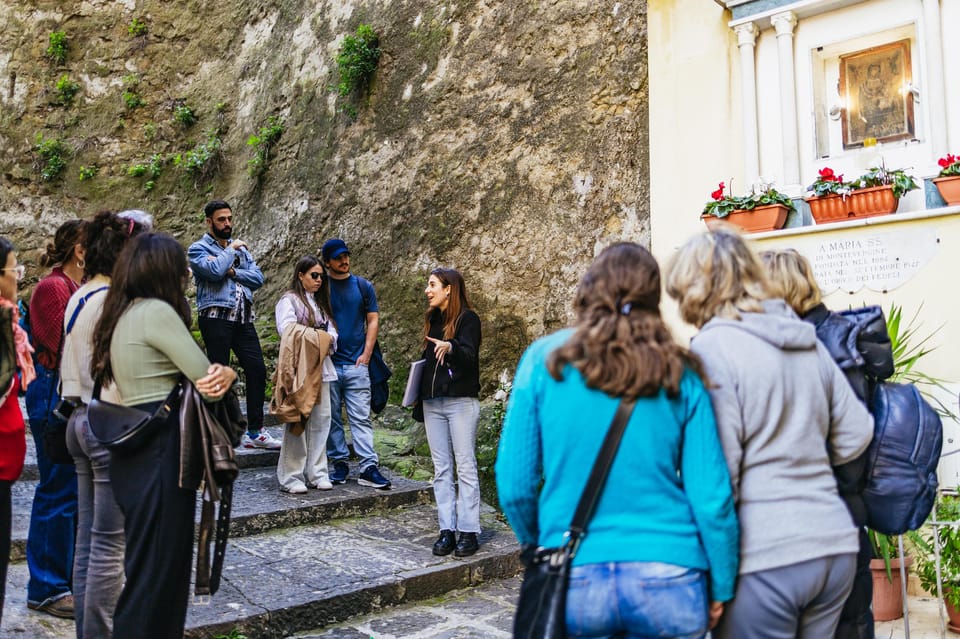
[862,381,943,535]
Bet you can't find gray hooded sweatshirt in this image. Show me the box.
[691,299,874,575]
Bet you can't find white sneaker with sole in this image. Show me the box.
[280,483,308,494]
[242,430,282,450]
[309,479,334,491]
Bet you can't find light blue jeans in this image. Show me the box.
[566,561,709,639]
[65,404,124,639]
[423,396,480,533]
[327,363,378,471]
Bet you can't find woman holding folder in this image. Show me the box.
[418,268,482,558]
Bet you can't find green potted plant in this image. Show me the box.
[868,530,911,621]
[805,163,918,223]
[701,179,795,233]
[933,153,960,206]
[910,493,960,632]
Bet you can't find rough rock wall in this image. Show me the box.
[0,0,649,390]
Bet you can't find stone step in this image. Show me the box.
[9,461,433,562]
[17,424,284,482]
[0,503,521,639]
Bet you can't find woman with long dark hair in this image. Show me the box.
[90,232,236,639]
[497,242,739,638]
[418,268,483,558]
[0,236,33,627]
[25,218,85,619]
[61,211,147,637]
[666,227,873,638]
[273,255,338,493]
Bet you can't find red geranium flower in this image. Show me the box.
[939,154,957,168]
[711,182,725,201]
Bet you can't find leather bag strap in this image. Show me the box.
[565,398,637,555]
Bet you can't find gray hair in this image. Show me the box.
[116,209,154,232]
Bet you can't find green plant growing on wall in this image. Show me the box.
[78,165,98,181]
[128,18,148,37]
[246,116,284,178]
[143,122,157,140]
[122,74,143,110]
[34,134,67,181]
[173,104,196,127]
[336,24,381,98]
[46,31,68,65]
[127,163,148,177]
[173,130,222,186]
[54,75,80,105]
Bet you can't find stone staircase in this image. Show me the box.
[2,424,522,639]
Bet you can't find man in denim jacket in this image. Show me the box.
[187,200,279,449]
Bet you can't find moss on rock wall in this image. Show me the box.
[0,0,649,390]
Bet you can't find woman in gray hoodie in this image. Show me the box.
[665,226,874,639]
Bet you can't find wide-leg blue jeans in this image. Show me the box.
[423,396,480,533]
[24,362,76,606]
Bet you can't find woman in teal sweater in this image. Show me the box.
[496,242,739,638]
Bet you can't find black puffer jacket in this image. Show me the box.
[801,303,894,526]
[418,308,481,400]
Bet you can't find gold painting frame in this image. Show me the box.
[839,39,914,149]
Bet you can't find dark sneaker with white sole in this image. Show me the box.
[330,460,349,485]
[358,465,391,489]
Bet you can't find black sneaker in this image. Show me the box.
[358,465,391,489]
[432,530,456,556]
[330,461,349,485]
[454,532,479,557]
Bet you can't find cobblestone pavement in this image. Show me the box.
[291,575,521,639]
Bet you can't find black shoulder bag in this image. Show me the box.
[513,398,637,639]
[88,378,183,454]
[354,275,392,414]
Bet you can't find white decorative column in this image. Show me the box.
[922,0,948,158]
[735,22,760,186]
[772,11,801,189]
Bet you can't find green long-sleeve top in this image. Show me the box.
[110,298,211,405]
[496,329,740,601]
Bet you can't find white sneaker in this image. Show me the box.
[309,479,333,491]
[280,483,308,494]
[242,430,282,450]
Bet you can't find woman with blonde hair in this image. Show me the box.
[666,226,874,638]
[498,242,738,638]
[761,247,893,639]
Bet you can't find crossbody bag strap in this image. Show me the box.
[565,397,637,557]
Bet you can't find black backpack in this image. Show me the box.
[862,382,943,535]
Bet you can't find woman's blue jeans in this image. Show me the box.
[565,562,709,639]
[423,396,481,533]
[24,362,76,606]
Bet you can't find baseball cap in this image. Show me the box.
[321,238,350,261]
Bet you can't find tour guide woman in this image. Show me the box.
[497,242,739,638]
[418,268,483,558]
[90,232,236,638]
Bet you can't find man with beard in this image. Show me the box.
[188,200,279,449]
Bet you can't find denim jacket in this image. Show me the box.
[187,233,264,311]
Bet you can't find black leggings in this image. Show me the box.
[0,479,11,628]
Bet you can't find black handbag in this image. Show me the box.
[513,398,637,639]
[88,378,183,453]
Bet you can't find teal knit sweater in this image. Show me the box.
[496,330,740,601]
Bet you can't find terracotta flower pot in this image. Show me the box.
[701,203,788,233]
[808,185,898,224]
[946,594,960,634]
[933,175,960,206]
[870,556,912,621]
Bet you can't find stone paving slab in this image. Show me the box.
[9,461,432,562]
[183,503,520,638]
[292,575,522,639]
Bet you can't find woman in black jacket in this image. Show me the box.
[762,248,893,639]
[418,268,482,558]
